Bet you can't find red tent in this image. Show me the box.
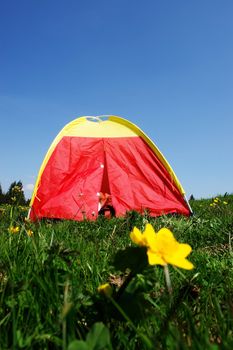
[29,115,191,221]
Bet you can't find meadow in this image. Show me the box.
[0,195,233,349]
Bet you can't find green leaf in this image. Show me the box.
[86,322,112,350]
[68,340,90,350]
[68,323,112,350]
[113,247,148,272]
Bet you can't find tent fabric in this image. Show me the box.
[29,115,191,221]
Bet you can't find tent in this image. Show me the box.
[29,115,192,221]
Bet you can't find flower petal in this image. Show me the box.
[130,227,145,246]
[150,227,177,254]
[143,223,157,247]
[172,243,192,258]
[157,227,175,240]
[147,249,166,266]
[167,256,194,270]
[97,283,113,297]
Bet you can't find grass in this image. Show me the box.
[0,195,233,349]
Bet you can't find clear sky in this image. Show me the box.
[1,0,232,200]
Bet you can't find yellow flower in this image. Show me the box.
[8,226,20,234]
[26,229,33,237]
[214,198,219,203]
[97,283,112,297]
[223,201,228,205]
[130,224,194,270]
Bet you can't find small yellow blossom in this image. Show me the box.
[97,283,112,297]
[26,229,33,237]
[130,224,194,270]
[8,226,20,234]
[223,201,228,205]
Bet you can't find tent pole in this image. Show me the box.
[184,195,193,215]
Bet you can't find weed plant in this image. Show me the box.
[0,195,233,349]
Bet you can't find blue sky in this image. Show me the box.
[1,0,232,200]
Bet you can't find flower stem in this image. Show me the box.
[164,265,172,295]
[109,296,153,349]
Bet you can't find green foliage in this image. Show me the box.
[68,322,112,350]
[0,194,233,349]
[0,180,27,205]
[113,246,148,272]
